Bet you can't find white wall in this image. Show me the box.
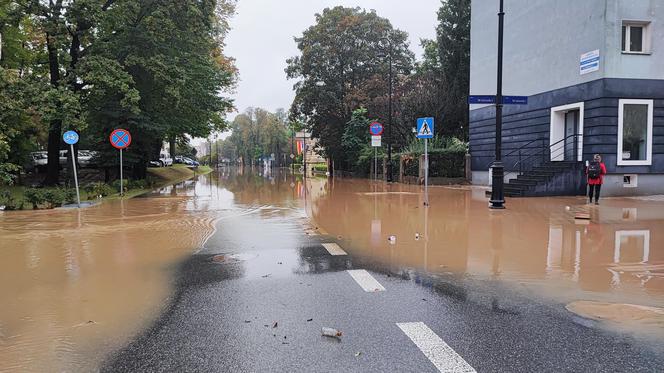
[470,0,609,98]
[604,0,664,80]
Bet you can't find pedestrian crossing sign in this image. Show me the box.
[416,117,434,139]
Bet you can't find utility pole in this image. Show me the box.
[387,38,394,182]
[291,125,295,174]
[302,131,307,179]
[489,0,506,209]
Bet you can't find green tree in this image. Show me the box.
[435,0,470,140]
[228,108,289,166]
[286,6,413,171]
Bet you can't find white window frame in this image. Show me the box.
[621,21,651,54]
[617,99,653,166]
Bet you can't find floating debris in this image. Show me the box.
[321,327,342,338]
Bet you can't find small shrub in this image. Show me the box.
[24,188,46,209]
[313,164,328,172]
[84,182,115,198]
[127,179,147,190]
[0,189,21,210]
[43,189,66,209]
[111,179,127,193]
[63,188,77,204]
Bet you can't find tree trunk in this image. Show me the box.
[44,32,62,186]
[169,135,176,160]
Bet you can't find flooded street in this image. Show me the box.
[309,179,664,307]
[1,168,663,372]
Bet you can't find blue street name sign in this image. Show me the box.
[468,95,496,104]
[63,130,79,145]
[416,117,434,139]
[503,96,528,105]
[468,95,528,105]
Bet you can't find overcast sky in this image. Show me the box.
[224,0,442,117]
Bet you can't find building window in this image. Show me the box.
[617,99,653,166]
[622,21,650,53]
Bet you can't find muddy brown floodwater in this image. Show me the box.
[1,169,663,371]
[306,178,664,333]
[0,178,223,372]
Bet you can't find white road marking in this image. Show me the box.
[396,322,476,373]
[322,243,347,256]
[346,269,385,292]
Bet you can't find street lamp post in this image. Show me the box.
[382,37,394,182]
[489,0,506,209]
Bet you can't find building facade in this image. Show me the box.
[469,0,664,196]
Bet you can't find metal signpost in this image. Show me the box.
[416,117,434,206]
[109,129,132,196]
[63,131,81,207]
[369,122,384,182]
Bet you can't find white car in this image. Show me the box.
[29,151,48,172]
[159,153,173,167]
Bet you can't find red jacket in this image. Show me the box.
[586,162,607,185]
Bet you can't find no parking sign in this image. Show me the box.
[109,129,131,196]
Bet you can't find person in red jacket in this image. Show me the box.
[586,154,607,205]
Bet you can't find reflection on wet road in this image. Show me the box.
[2,167,664,372]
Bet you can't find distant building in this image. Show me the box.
[295,132,326,164]
[469,0,664,196]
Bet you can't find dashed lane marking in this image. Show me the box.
[346,269,385,292]
[322,243,347,256]
[397,322,476,373]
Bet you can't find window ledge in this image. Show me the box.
[621,51,652,55]
[616,162,652,166]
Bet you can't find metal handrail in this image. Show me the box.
[512,134,583,175]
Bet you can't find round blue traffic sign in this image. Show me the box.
[63,130,79,145]
[369,122,384,136]
[110,129,131,149]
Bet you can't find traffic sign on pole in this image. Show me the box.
[63,130,79,145]
[416,117,434,139]
[416,117,435,206]
[110,129,131,149]
[371,135,381,147]
[109,129,131,197]
[369,122,384,136]
[62,130,81,207]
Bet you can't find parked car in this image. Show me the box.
[160,153,173,166]
[174,155,192,165]
[28,151,48,172]
[150,153,173,167]
[184,157,200,167]
[78,150,99,168]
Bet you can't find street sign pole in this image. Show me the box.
[119,148,123,197]
[70,143,81,207]
[63,130,81,207]
[424,137,429,206]
[416,117,434,207]
[110,129,131,197]
[374,147,377,182]
[490,0,506,209]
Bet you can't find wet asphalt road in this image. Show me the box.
[102,199,664,372]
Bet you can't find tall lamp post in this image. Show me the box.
[489,0,506,209]
[379,36,394,182]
